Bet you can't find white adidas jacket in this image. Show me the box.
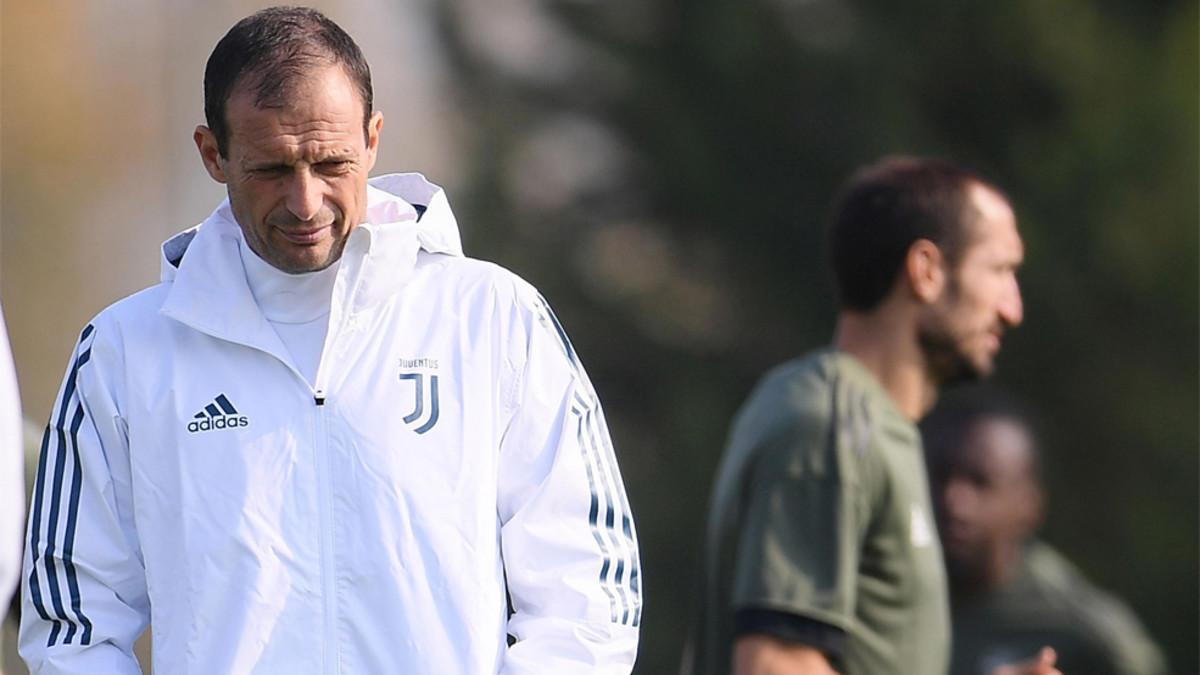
[20,174,642,674]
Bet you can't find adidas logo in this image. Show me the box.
[187,394,249,433]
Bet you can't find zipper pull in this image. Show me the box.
[314,390,326,406]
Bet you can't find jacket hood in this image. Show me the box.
[157,173,464,357]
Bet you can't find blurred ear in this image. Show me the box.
[364,110,383,171]
[194,125,227,184]
[1018,483,1045,537]
[905,239,947,304]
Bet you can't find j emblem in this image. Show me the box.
[399,372,440,434]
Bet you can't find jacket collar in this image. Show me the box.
[159,173,464,354]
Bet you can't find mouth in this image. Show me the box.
[985,333,1001,352]
[276,225,331,246]
[984,325,1006,352]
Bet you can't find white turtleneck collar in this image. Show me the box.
[237,232,340,324]
[237,229,337,385]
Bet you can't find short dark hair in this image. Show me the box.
[920,386,1042,483]
[826,156,1007,311]
[203,6,373,158]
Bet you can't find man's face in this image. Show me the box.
[918,185,1024,384]
[928,416,1041,586]
[196,64,382,273]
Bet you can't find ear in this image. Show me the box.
[364,110,384,171]
[1019,484,1046,536]
[905,239,947,304]
[194,125,227,184]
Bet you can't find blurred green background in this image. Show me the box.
[2,1,1195,673]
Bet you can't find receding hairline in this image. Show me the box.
[944,180,1016,262]
[217,60,374,158]
[203,7,375,158]
[228,54,362,111]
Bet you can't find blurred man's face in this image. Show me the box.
[929,416,1041,588]
[918,185,1024,384]
[196,64,383,273]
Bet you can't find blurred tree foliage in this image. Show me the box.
[437,0,1197,672]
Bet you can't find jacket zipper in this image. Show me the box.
[314,389,338,674]
[314,260,357,674]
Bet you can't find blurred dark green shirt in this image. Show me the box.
[691,349,949,675]
[950,540,1167,675]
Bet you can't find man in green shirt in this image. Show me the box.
[687,157,1058,675]
[922,389,1169,675]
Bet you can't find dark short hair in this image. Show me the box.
[203,6,373,158]
[920,386,1042,483]
[826,156,1007,311]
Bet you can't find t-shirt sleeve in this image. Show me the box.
[733,608,846,659]
[1087,592,1169,675]
[729,399,873,636]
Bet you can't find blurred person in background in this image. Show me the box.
[687,157,1058,675]
[0,304,23,668]
[19,7,639,673]
[922,388,1168,675]
[2,420,44,675]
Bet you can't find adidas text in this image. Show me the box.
[188,416,249,433]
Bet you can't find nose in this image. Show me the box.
[285,169,324,223]
[998,273,1023,327]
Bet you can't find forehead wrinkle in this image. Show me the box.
[235,112,361,140]
[234,122,360,165]
[238,141,356,170]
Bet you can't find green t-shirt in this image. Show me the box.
[949,541,1168,675]
[689,349,950,675]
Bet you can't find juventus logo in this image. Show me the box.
[398,372,440,434]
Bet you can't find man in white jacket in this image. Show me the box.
[20,7,641,674]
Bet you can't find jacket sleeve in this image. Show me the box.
[496,289,641,674]
[19,323,148,674]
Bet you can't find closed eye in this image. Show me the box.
[250,165,290,177]
[316,160,352,175]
